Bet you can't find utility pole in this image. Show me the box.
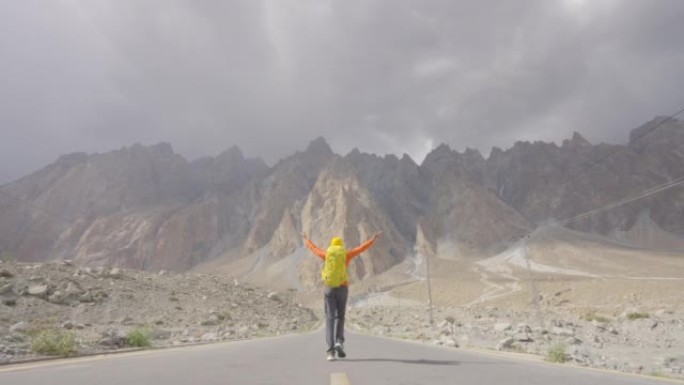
[425,249,434,326]
[522,236,545,329]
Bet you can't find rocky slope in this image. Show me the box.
[0,260,317,364]
[348,304,684,380]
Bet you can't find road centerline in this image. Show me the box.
[330,372,351,385]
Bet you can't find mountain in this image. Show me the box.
[0,142,267,270]
[1,117,683,289]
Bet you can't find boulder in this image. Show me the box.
[494,323,512,332]
[48,291,66,304]
[79,292,94,303]
[65,282,83,296]
[106,268,123,279]
[201,315,220,326]
[0,284,13,295]
[516,323,532,333]
[2,298,17,307]
[9,322,29,334]
[27,285,48,297]
[148,329,172,340]
[496,337,515,351]
[267,292,281,302]
[98,330,127,348]
[551,327,575,337]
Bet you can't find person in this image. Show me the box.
[301,231,383,361]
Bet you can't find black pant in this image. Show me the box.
[324,285,348,351]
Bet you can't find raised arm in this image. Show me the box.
[301,232,326,260]
[347,232,383,261]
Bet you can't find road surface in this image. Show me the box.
[0,330,677,384]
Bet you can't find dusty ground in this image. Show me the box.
[0,260,318,364]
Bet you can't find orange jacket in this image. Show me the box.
[304,237,376,286]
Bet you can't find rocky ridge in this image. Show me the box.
[0,118,683,290]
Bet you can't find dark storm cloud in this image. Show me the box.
[1,0,683,182]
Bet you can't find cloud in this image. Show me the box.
[1,0,683,182]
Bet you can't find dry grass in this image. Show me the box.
[31,329,78,356]
[546,343,567,363]
[626,312,650,320]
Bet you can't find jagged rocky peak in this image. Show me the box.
[274,136,334,173]
[629,117,683,150]
[344,147,379,162]
[630,116,672,142]
[56,152,89,167]
[397,153,420,173]
[305,136,333,156]
[562,132,591,148]
[124,142,176,157]
[422,143,486,179]
[423,143,453,162]
[216,145,245,163]
[463,147,484,160]
[149,142,175,155]
[488,146,504,159]
[347,147,362,157]
[421,143,455,172]
[345,147,410,166]
[400,153,415,164]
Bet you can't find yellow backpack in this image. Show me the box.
[322,245,348,287]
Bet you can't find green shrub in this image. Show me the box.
[0,251,15,262]
[546,343,567,363]
[627,312,650,320]
[0,250,17,262]
[581,312,610,323]
[31,329,78,356]
[126,328,151,348]
[650,371,669,379]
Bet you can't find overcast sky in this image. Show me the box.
[1,0,683,182]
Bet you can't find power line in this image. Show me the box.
[507,106,684,242]
[434,107,684,313]
[555,105,684,192]
[552,174,684,229]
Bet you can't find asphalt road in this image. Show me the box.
[0,330,678,385]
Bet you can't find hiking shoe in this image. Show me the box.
[335,342,346,358]
[326,349,336,361]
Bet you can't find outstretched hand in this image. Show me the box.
[300,231,308,240]
[372,231,383,240]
